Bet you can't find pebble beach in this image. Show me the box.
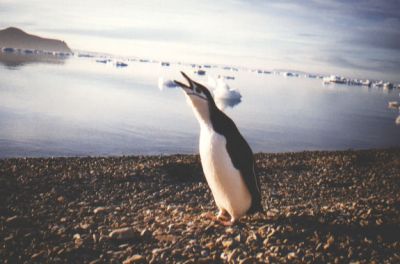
[1,148,400,263]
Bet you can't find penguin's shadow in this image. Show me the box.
[250,213,399,244]
[161,162,205,184]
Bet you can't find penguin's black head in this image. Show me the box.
[174,72,214,102]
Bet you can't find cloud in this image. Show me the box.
[39,27,193,43]
[1,0,400,81]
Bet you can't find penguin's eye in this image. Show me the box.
[195,87,202,94]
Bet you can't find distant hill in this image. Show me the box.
[0,27,71,53]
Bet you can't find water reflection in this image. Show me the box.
[0,52,67,67]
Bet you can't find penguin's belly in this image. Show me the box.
[199,128,251,219]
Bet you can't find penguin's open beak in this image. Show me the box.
[174,71,194,92]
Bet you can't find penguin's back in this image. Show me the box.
[199,126,252,219]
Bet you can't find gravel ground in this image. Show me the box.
[1,148,400,263]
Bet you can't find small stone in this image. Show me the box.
[73,233,83,246]
[122,254,145,264]
[183,259,196,264]
[205,242,215,249]
[6,215,18,223]
[287,252,297,260]
[239,257,256,264]
[222,239,233,248]
[234,234,241,242]
[227,248,239,262]
[225,227,234,234]
[323,235,335,250]
[80,222,91,230]
[57,196,65,203]
[4,234,14,242]
[109,227,140,241]
[94,207,107,214]
[31,250,46,260]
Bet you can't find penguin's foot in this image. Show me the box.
[201,212,237,226]
[201,212,218,221]
[218,218,236,226]
[217,209,230,221]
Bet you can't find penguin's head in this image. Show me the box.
[174,72,215,120]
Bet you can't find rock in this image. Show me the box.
[122,254,146,264]
[6,215,18,223]
[109,227,140,241]
[4,234,14,242]
[57,196,65,203]
[31,250,46,260]
[222,239,234,248]
[239,257,256,264]
[80,222,91,230]
[89,259,102,264]
[94,207,107,214]
[73,233,83,246]
[5,215,31,227]
[287,252,297,260]
[227,248,239,262]
[324,235,335,250]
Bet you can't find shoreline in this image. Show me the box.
[1,148,400,263]
[1,146,400,159]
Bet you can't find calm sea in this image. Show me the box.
[0,54,399,157]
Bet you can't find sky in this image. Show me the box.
[1,0,400,82]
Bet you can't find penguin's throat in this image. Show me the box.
[189,100,211,126]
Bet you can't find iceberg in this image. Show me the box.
[208,76,242,110]
[115,61,128,67]
[388,101,399,109]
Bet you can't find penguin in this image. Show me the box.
[174,72,263,225]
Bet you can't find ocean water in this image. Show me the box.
[0,54,399,157]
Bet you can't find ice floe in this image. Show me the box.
[115,61,128,67]
[158,77,178,91]
[388,101,399,109]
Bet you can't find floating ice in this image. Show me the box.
[2,47,15,53]
[212,77,241,100]
[396,116,400,125]
[115,61,128,67]
[195,69,206,76]
[78,53,94,58]
[323,75,346,84]
[383,82,393,90]
[388,101,399,109]
[208,76,242,110]
[96,59,108,64]
[158,77,178,91]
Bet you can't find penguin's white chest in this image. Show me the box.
[199,126,251,219]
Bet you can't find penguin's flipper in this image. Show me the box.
[222,120,263,213]
[230,144,263,213]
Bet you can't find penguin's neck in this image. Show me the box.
[187,98,213,128]
[192,103,212,128]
